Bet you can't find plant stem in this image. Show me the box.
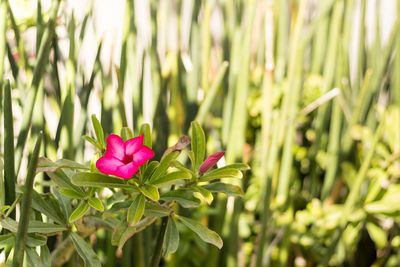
[13,132,42,267]
[150,217,169,267]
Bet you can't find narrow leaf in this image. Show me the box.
[193,186,213,205]
[31,190,65,225]
[149,151,179,183]
[139,184,160,201]
[69,201,90,223]
[127,194,146,227]
[150,171,191,186]
[0,233,15,248]
[178,216,223,249]
[83,136,102,150]
[70,232,101,267]
[191,121,206,172]
[27,221,67,234]
[37,157,89,173]
[91,114,105,149]
[199,168,243,182]
[88,198,104,212]
[160,189,200,208]
[71,172,132,188]
[202,182,244,197]
[163,217,179,256]
[144,202,171,217]
[59,188,86,199]
[139,123,152,148]
[143,161,160,181]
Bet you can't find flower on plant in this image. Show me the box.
[96,134,154,179]
[199,151,225,174]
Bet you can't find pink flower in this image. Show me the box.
[199,151,225,174]
[96,134,154,179]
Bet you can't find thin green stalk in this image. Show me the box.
[132,232,145,267]
[344,116,384,211]
[274,0,289,82]
[310,1,329,74]
[195,61,229,125]
[201,3,212,92]
[225,1,257,266]
[255,2,274,265]
[392,1,400,106]
[150,217,169,267]
[307,0,344,196]
[4,81,15,218]
[321,97,342,201]
[15,0,60,174]
[276,0,307,205]
[12,132,43,267]
[0,0,6,87]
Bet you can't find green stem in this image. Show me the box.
[13,132,42,267]
[150,217,169,267]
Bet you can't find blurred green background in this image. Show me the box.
[1,0,400,266]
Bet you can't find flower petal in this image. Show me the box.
[125,134,144,156]
[96,156,124,175]
[132,146,155,166]
[105,134,125,160]
[114,163,139,179]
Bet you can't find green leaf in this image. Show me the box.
[59,188,86,199]
[199,168,243,182]
[150,171,191,186]
[26,233,47,247]
[88,198,104,212]
[71,172,132,188]
[163,217,179,256]
[120,127,133,141]
[112,219,128,246]
[53,188,72,220]
[91,114,105,149]
[25,246,42,266]
[0,159,4,208]
[191,121,206,172]
[27,221,67,234]
[127,194,146,227]
[32,190,65,225]
[193,186,213,205]
[0,233,15,248]
[139,123,152,148]
[171,160,195,177]
[83,136,102,150]
[364,200,400,214]
[70,232,101,267]
[160,189,200,208]
[69,201,90,223]
[217,163,250,172]
[149,151,179,183]
[0,217,18,232]
[139,184,160,201]
[177,216,223,249]
[366,222,387,249]
[45,168,85,194]
[40,245,51,266]
[37,157,90,173]
[143,161,160,181]
[202,182,244,197]
[144,202,171,217]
